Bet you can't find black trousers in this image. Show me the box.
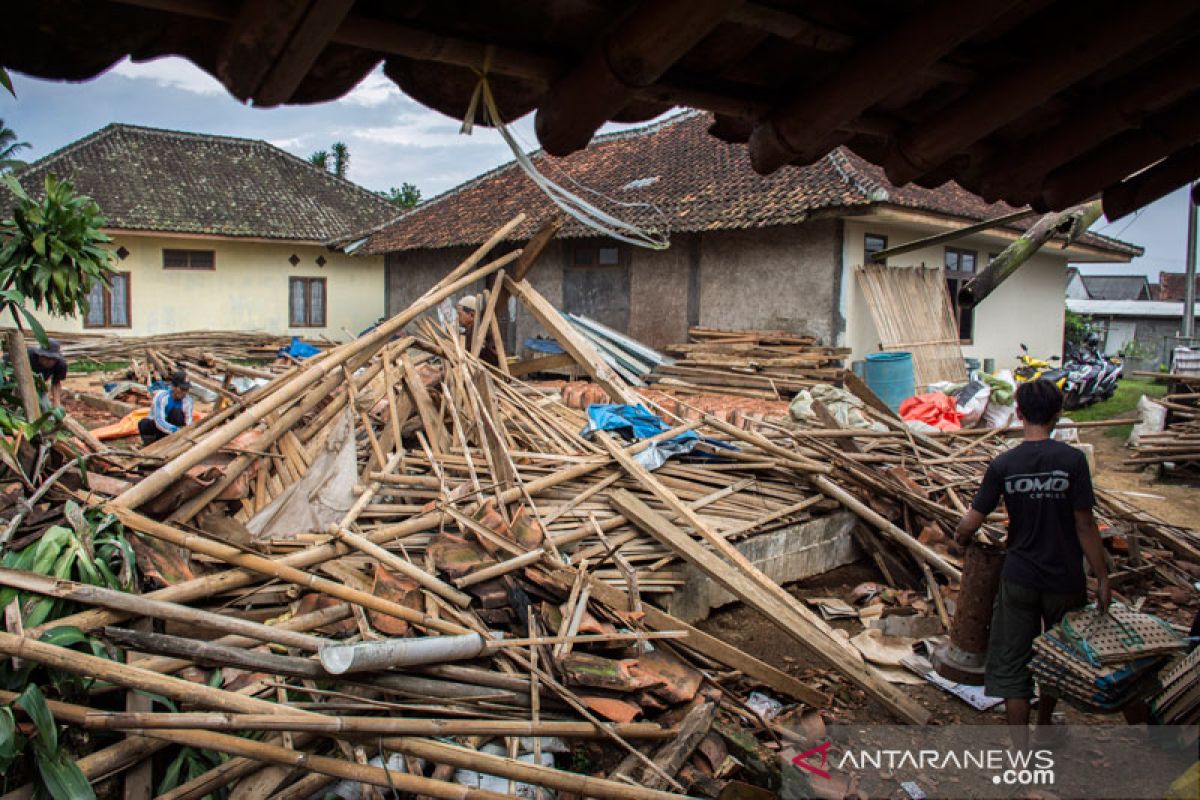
[138,407,186,445]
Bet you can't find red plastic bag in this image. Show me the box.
[899,392,963,431]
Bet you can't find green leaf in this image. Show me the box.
[14,683,55,752]
[18,306,49,350]
[0,68,14,98]
[36,746,96,800]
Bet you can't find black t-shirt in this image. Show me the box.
[27,350,67,383]
[971,439,1095,594]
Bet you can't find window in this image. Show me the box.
[944,247,977,341]
[572,244,624,267]
[163,249,215,270]
[84,272,131,328]
[864,233,888,260]
[289,277,326,327]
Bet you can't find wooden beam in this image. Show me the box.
[867,209,1035,262]
[959,201,1101,308]
[884,0,1197,187]
[534,0,742,157]
[1103,142,1200,221]
[544,566,828,706]
[1042,96,1200,211]
[973,44,1200,205]
[216,0,355,106]
[749,0,1017,173]
[610,489,929,723]
[503,277,639,404]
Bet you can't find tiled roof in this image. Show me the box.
[9,124,397,241]
[360,112,1142,259]
[1079,275,1151,301]
[1158,272,1200,301]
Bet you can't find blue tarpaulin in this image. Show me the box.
[580,404,731,470]
[523,337,566,355]
[277,337,321,361]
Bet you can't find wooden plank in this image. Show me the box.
[841,369,898,419]
[544,567,828,707]
[503,276,639,405]
[509,353,578,378]
[609,488,929,724]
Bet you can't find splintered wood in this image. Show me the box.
[0,216,1196,798]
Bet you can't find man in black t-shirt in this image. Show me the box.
[955,379,1110,743]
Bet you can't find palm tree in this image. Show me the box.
[330,142,349,178]
[308,150,329,171]
[0,119,30,173]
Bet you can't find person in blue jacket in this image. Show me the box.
[138,371,194,445]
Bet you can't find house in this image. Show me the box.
[1071,274,1153,301]
[1157,271,1200,302]
[1065,298,1196,371]
[9,124,398,338]
[361,112,1140,370]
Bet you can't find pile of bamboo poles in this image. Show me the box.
[46,330,320,363]
[0,215,1194,797]
[646,326,847,399]
[1126,392,1200,471]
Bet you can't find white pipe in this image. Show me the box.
[319,634,486,674]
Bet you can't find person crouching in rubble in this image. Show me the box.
[457,295,499,367]
[138,371,194,445]
[954,378,1110,747]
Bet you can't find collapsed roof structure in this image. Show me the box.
[6,0,1200,220]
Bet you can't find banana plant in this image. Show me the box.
[0,503,135,630]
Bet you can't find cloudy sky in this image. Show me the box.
[2,56,1193,279]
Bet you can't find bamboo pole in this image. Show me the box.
[0,689,509,800]
[108,507,470,636]
[85,712,674,739]
[113,238,524,511]
[0,567,325,650]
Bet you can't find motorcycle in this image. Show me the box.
[1015,339,1122,410]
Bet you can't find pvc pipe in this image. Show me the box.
[320,634,486,674]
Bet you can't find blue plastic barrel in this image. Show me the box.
[865,352,915,412]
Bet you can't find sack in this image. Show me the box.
[953,380,991,428]
[1128,395,1167,447]
[899,392,962,431]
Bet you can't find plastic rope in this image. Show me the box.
[461,53,670,250]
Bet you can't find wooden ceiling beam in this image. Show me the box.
[884,0,1198,188]
[1041,96,1200,211]
[748,0,1018,175]
[216,0,355,106]
[111,0,767,119]
[973,43,1200,204]
[1103,144,1200,221]
[534,0,743,157]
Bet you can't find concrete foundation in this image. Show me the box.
[663,511,861,623]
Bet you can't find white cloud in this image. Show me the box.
[107,57,226,96]
[338,71,404,107]
[268,136,308,149]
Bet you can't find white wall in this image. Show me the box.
[842,218,1071,370]
[29,232,385,340]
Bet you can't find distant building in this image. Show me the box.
[8,124,398,338]
[362,112,1140,370]
[1077,274,1153,301]
[1157,271,1200,302]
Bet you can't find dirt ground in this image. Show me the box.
[699,425,1200,730]
[1081,426,1200,528]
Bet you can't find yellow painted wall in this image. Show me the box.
[841,218,1069,372]
[28,233,384,340]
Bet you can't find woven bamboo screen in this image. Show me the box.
[855,263,967,390]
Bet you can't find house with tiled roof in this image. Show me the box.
[361,112,1140,368]
[9,124,398,338]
